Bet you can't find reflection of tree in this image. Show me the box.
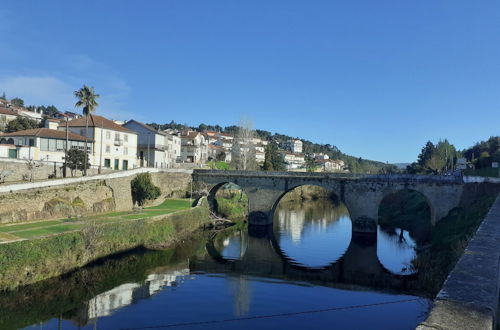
[228,276,252,317]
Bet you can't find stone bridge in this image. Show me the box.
[192,170,464,233]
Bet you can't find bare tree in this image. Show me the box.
[25,159,44,182]
[231,116,257,170]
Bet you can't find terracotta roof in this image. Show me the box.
[66,114,135,134]
[0,128,87,141]
[0,107,19,116]
[181,131,201,139]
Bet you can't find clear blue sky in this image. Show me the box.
[1,1,499,163]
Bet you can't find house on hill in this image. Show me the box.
[123,120,180,168]
[180,131,208,164]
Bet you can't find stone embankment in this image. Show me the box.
[418,193,500,330]
[0,168,192,224]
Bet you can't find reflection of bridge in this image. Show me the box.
[193,170,464,232]
[190,227,425,296]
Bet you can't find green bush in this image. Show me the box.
[131,173,161,206]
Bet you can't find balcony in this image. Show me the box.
[114,139,123,146]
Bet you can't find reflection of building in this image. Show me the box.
[85,268,190,320]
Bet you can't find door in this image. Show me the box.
[8,149,17,159]
[114,159,119,170]
[122,160,128,170]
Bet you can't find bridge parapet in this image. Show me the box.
[193,169,463,184]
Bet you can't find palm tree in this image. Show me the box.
[74,85,100,176]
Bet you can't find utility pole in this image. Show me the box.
[99,121,104,174]
[64,118,69,178]
[147,133,150,168]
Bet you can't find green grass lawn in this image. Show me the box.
[0,199,192,242]
[14,224,85,239]
[146,199,192,210]
[0,221,63,233]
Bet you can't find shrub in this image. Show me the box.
[131,173,161,206]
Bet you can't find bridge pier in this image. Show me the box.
[246,189,283,226]
[351,216,378,234]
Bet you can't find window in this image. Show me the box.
[106,131,111,140]
[80,128,86,136]
[124,134,128,142]
[29,139,35,147]
[56,139,64,151]
[124,147,128,155]
[115,133,120,140]
[40,138,49,151]
[106,145,110,153]
[48,139,56,151]
[104,159,111,168]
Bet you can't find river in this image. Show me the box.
[3,198,432,330]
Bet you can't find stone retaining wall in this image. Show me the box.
[0,169,192,223]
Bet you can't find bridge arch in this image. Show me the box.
[270,183,351,220]
[378,188,435,227]
[207,182,249,220]
[270,184,353,268]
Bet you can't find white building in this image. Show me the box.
[0,128,86,162]
[180,131,208,164]
[0,108,19,131]
[63,114,138,170]
[123,120,179,168]
[282,139,303,153]
[165,133,181,166]
[282,152,305,170]
[316,159,346,172]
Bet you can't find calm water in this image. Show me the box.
[3,199,431,330]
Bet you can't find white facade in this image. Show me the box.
[0,128,86,163]
[63,115,138,170]
[180,131,208,164]
[283,139,303,153]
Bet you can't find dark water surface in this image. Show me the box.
[4,199,431,330]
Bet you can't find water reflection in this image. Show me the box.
[3,200,433,330]
[377,226,417,275]
[273,200,352,267]
[2,231,432,330]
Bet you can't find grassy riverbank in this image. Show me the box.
[0,198,210,290]
[0,199,191,242]
[413,193,497,295]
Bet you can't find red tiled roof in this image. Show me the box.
[0,128,87,141]
[0,107,18,116]
[66,114,135,134]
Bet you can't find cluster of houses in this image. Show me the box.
[0,100,346,174]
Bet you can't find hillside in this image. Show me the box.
[147,121,391,174]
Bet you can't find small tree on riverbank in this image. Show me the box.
[131,173,161,206]
[65,149,90,177]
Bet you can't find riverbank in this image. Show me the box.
[0,198,210,291]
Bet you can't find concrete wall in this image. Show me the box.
[0,168,192,224]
